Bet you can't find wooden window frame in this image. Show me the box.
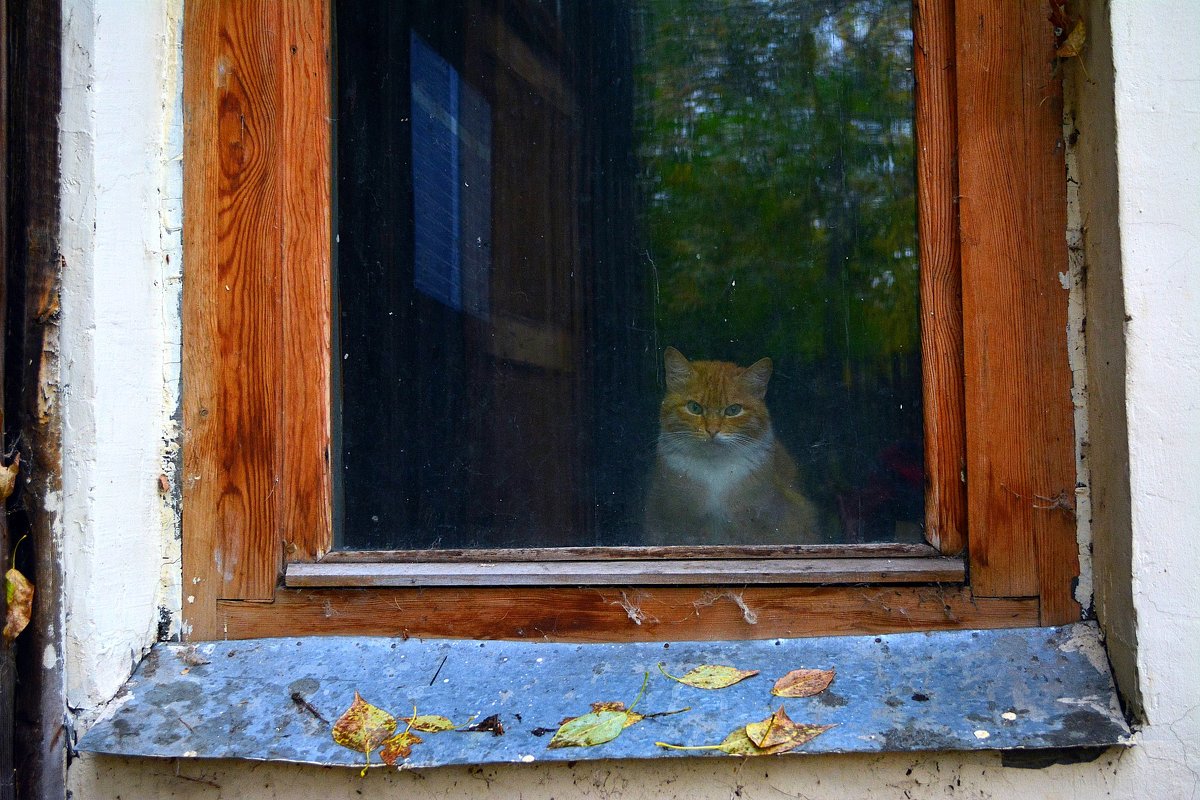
[181,0,1078,642]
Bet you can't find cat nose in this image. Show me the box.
[705,420,721,438]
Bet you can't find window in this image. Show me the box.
[181,0,1078,642]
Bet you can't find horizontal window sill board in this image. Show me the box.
[77,622,1130,770]
[285,556,965,587]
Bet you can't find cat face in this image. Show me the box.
[658,347,773,454]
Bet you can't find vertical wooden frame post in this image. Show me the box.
[956,1,1080,623]
[184,0,334,638]
[915,0,967,556]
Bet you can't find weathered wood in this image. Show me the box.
[183,0,284,637]
[320,542,941,563]
[914,0,966,556]
[0,1,12,794]
[6,0,66,796]
[279,0,334,562]
[956,2,1078,619]
[286,557,965,587]
[218,586,1038,642]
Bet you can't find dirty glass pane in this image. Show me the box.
[333,0,922,551]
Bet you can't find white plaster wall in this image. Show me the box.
[63,0,1200,797]
[59,0,183,719]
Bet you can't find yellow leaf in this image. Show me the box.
[658,662,759,689]
[745,707,833,751]
[401,714,456,733]
[3,567,33,644]
[331,692,397,775]
[1056,19,1086,58]
[0,453,19,503]
[590,701,645,728]
[771,668,835,698]
[379,730,423,766]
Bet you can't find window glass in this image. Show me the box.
[333,0,920,551]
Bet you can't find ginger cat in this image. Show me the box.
[643,347,819,545]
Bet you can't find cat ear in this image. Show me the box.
[741,357,773,399]
[663,347,694,392]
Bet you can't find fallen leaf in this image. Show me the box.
[401,714,456,733]
[331,692,397,774]
[3,567,33,644]
[772,668,835,698]
[459,713,504,736]
[745,707,834,750]
[1056,19,1085,58]
[0,453,20,502]
[656,726,791,756]
[658,662,759,689]
[379,730,423,766]
[590,701,644,728]
[176,645,210,667]
[548,710,628,749]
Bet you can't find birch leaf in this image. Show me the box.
[548,710,628,749]
[772,668,835,698]
[379,731,423,766]
[401,714,456,733]
[3,567,33,644]
[658,662,759,689]
[331,692,397,774]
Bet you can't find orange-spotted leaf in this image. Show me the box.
[402,714,456,733]
[3,567,33,644]
[591,701,644,728]
[771,668,835,698]
[656,726,792,756]
[332,692,397,774]
[745,707,833,751]
[658,662,759,689]
[379,731,423,766]
[0,453,19,502]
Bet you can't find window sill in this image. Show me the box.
[76,622,1129,769]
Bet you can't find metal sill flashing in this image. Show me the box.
[76,622,1130,770]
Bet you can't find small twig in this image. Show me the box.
[428,655,448,686]
[290,692,329,725]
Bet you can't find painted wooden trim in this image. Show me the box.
[286,557,966,587]
[316,542,941,563]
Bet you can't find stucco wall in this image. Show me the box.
[62,0,1200,797]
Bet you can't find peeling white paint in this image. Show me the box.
[43,645,58,671]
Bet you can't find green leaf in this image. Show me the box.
[547,711,629,749]
[658,662,759,689]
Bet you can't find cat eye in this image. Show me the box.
[685,401,703,415]
[724,404,743,416]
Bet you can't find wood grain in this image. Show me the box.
[279,0,334,562]
[217,586,1038,642]
[285,557,965,587]
[183,0,283,637]
[955,2,1080,619]
[914,0,966,556]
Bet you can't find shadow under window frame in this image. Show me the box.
[180,0,1079,642]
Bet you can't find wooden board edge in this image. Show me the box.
[285,557,967,587]
[213,586,1039,642]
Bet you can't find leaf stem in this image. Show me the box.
[656,661,681,683]
[655,741,722,751]
[627,670,650,713]
[10,534,27,571]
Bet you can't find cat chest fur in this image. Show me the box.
[661,444,770,514]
